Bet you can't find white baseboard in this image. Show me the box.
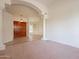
[49,40,79,48]
[3,38,13,43]
[41,37,48,40]
[0,45,5,51]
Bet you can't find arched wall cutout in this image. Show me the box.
[4,0,48,40]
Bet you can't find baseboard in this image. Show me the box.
[0,45,5,51]
[3,38,13,44]
[41,37,48,40]
[49,40,79,48]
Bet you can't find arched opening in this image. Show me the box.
[2,0,48,44]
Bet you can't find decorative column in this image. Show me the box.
[42,12,48,40]
[28,18,33,41]
[0,9,5,50]
[0,0,11,50]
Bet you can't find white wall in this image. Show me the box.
[33,20,43,35]
[46,0,79,48]
[2,11,13,43]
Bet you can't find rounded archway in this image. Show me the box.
[3,0,48,42]
[11,0,48,15]
[10,0,48,40]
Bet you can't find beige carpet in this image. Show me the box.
[5,40,79,59]
[5,35,42,46]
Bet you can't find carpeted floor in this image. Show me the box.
[4,40,79,59]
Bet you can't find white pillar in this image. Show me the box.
[0,10,5,50]
[0,0,11,50]
[42,13,48,40]
[0,0,8,50]
[28,22,33,41]
[0,0,12,51]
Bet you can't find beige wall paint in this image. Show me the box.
[46,0,79,48]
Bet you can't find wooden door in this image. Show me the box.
[14,21,27,38]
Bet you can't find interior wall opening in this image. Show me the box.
[3,4,44,44]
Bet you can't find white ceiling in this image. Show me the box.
[34,0,56,7]
[6,4,40,17]
[6,4,42,23]
[35,0,53,6]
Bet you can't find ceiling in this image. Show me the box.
[5,4,42,23]
[34,0,53,6]
[34,0,57,7]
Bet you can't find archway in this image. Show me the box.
[10,0,48,40]
[3,0,48,44]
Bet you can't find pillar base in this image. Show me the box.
[0,45,5,51]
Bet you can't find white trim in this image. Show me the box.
[49,40,79,48]
[22,0,47,14]
[42,14,48,40]
[43,16,46,40]
[0,10,5,51]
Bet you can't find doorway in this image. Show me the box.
[14,21,27,39]
[13,21,28,43]
[4,3,46,45]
